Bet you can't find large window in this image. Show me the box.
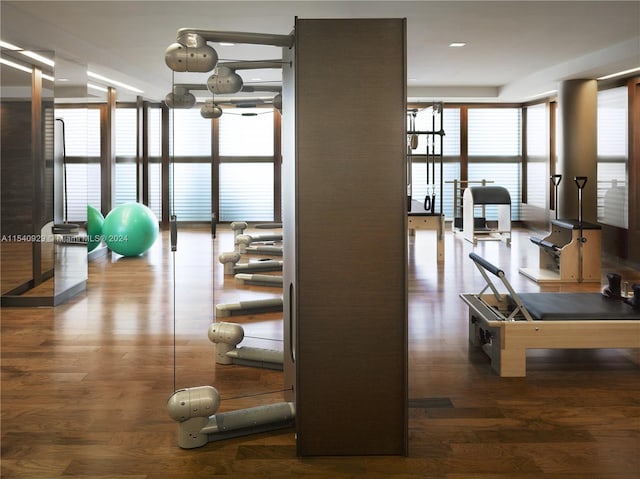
[54,107,101,222]
[219,163,274,221]
[169,163,211,221]
[169,108,212,222]
[115,107,137,205]
[219,108,274,156]
[147,106,163,219]
[218,108,275,221]
[597,87,628,229]
[525,103,548,209]
[468,108,521,220]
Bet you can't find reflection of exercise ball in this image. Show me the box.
[102,203,159,257]
[87,205,104,252]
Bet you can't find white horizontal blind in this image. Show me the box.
[169,163,211,221]
[149,162,162,219]
[219,108,274,156]
[116,107,136,157]
[171,108,212,156]
[168,108,213,221]
[597,86,628,229]
[468,108,522,220]
[148,107,162,158]
[219,163,274,221]
[411,162,460,220]
[55,108,101,157]
[468,163,521,221]
[526,104,548,208]
[468,108,521,156]
[115,107,137,206]
[115,163,137,206]
[65,164,101,222]
[148,107,163,218]
[410,107,460,156]
[54,108,101,221]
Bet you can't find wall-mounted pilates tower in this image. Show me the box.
[163,18,408,457]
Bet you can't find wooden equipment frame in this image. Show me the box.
[520,219,601,283]
[461,253,640,377]
[408,200,444,263]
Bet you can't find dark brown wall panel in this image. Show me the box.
[290,18,407,456]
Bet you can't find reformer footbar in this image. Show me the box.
[469,253,533,322]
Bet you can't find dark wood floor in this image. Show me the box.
[2,224,639,478]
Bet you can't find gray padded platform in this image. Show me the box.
[551,219,601,230]
[469,186,511,205]
[517,293,640,321]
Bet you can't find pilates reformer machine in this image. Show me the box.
[462,185,512,245]
[461,252,640,377]
[407,104,446,263]
[520,176,601,283]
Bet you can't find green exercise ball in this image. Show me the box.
[87,205,104,252]
[102,202,159,257]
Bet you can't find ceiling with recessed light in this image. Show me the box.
[1,1,639,103]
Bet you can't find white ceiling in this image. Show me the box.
[2,0,639,103]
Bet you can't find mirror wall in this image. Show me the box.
[0,49,89,306]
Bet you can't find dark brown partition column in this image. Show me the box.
[283,18,408,456]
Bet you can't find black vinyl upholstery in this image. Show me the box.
[517,293,640,321]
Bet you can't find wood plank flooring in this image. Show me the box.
[2,224,639,478]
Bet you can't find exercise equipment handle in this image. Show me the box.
[574,176,587,190]
[171,215,178,252]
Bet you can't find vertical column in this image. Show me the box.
[101,87,117,216]
[557,79,597,221]
[286,18,407,456]
[31,67,44,286]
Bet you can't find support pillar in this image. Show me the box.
[557,79,597,222]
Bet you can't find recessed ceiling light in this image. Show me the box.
[219,42,235,46]
[449,42,467,48]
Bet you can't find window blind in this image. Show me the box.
[169,163,211,221]
[597,86,628,229]
[468,108,521,156]
[468,163,521,221]
[219,108,274,156]
[219,163,274,221]
[409,107,460,156]
[116,107,136,157]
[171,108,212,156]
[526,104,548,208]
[54,107,101,221]
[468,108,522,220]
